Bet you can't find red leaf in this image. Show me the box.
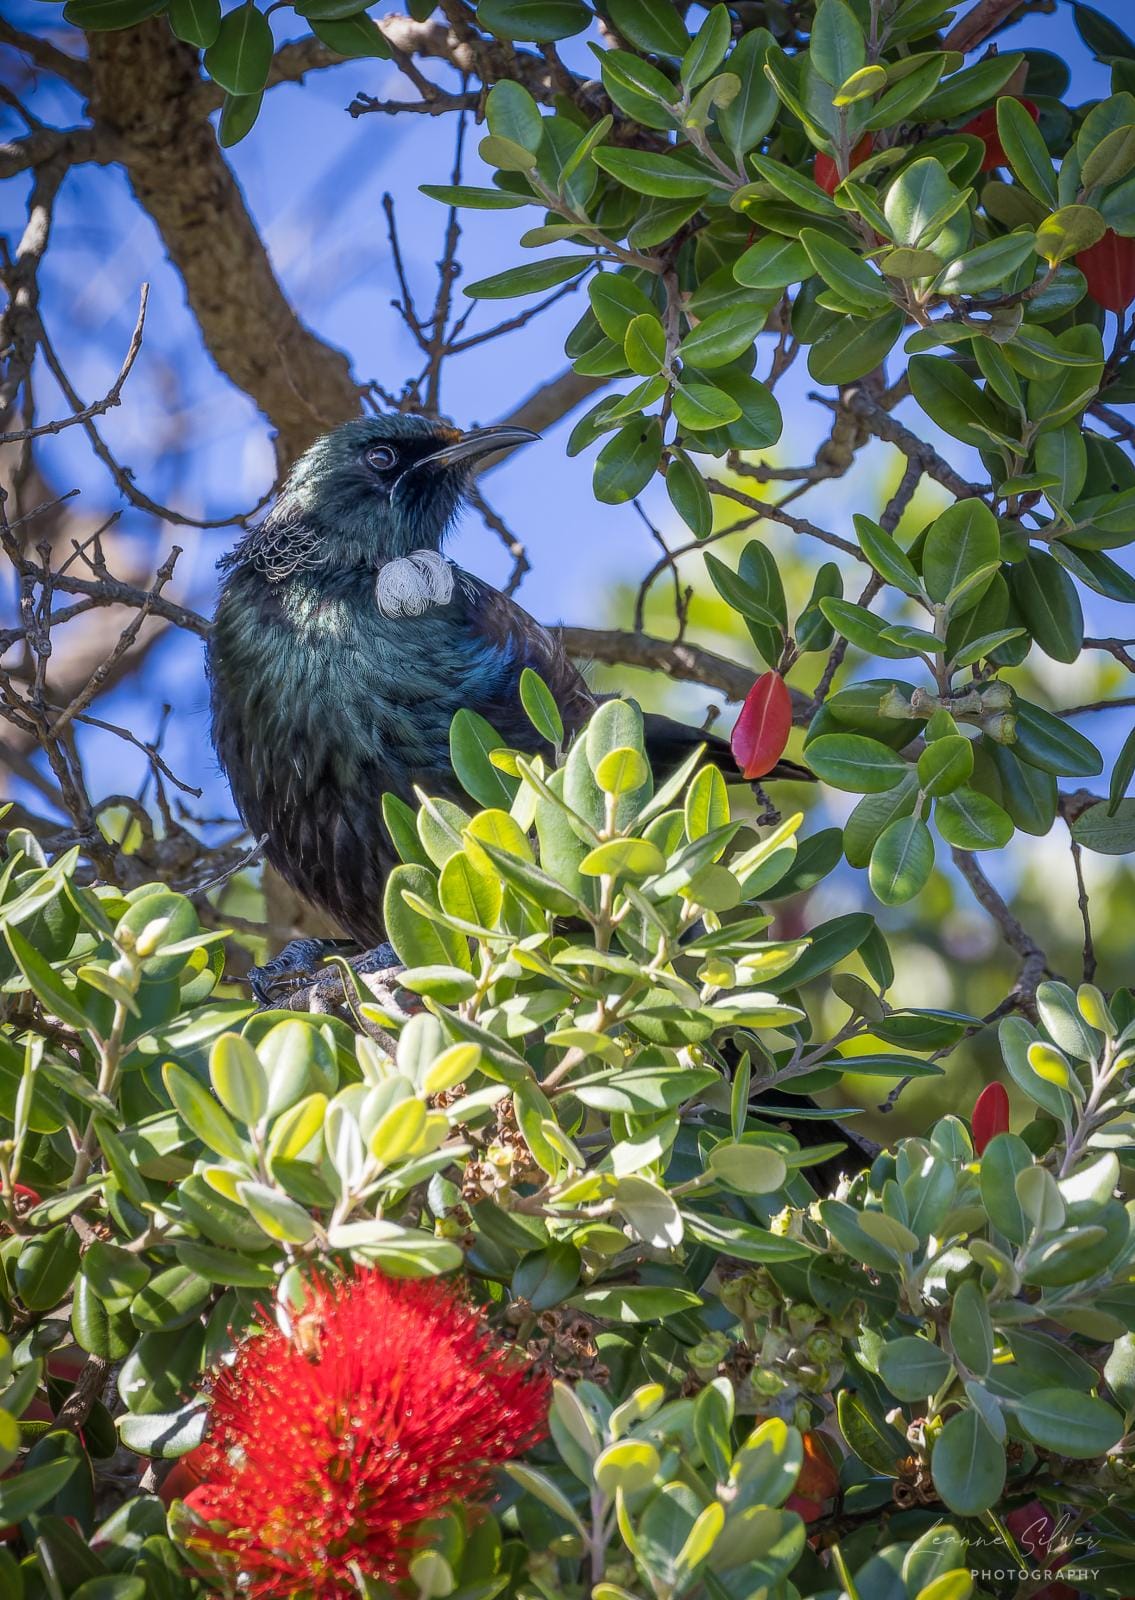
[814,134,873,196]
[961,97,1039,172]
[1076,228,1135,313]
[731,671,792,780]
[972,1080,1010,1154]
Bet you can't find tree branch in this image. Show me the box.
[0,17,91,93]
[560,626,814,722]
[950,846,1047,1013]
[86,20,361,462]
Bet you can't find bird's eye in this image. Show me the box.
[366,445,397,471]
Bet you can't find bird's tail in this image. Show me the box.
[642,712,812,785]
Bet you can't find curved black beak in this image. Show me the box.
[415,424,540,472]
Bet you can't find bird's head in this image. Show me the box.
[264,414,538,569]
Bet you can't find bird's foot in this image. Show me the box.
[249,939,406,1017]
[248,938,357,1007]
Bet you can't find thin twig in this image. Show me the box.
[1,285,149,444]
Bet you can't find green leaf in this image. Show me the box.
[835,64,887,106]
[836,1389,907,1475]
[1036,204,1107,264]
[3,923,91,1032]
[168,0,221,48]
[450,709,517,808]
[0,1457,78,1522]
[950,1279,993,1377]
[682,1211,812,1262]
[566,1285,702,1322]
[465,256,592,299]
[801,228,890,311]
[918,736,974,797]
[238,1179,316,1244]
[931,1410,1005,1515]
[934,231,1038,294]
[717,27,777,156]
[678,306,766,369]
[853,514,921,596]
[681,3,731,90]
[935,788,1013,850]
[807,309,904,385]
[593,147,716,199]
[209,1032,267,1128]
[1073,2,1135,61]
[311,11,392,58]
[61,0,165,27]
[1007,552,1083,662]
[807,734,910,793]
[116,1402,208,1460]
[606,0,689,55]
[420,184,528,210]
[384,864,472,971]
[486,80,544,153]
[624,314,666,375]
[204,3,273,95]
[519,668,564,746]
[922,499,1000,613]
[163,1062,246,1161]
[1008,1388,1124,1457]
[1013,698,1102,777]
[1071,798,1135,855]
[673,382,741,430]
[997,97,1057,205]
[810,0,866,88]
[869,816,933,905]
[883,157,962,249]
[665,450,712,537]
[908,355,1004,448]
[919,52,1024,120]
[594,418,662,503]
[879,1336,951,1402]
[217,90,263,148]
[734,236,812,290]
[1108,723,1135,814]
[476,0,590,43]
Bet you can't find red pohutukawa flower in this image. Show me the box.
[972,1080,1011,1155]
[732,671,792,779]
[1076,229,1135,313]
[184,1268,549,1598]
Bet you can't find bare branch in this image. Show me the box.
[1,285,149,446]
[0,17,91,93]
[950,846,1048,1014]
[86,21,361,461]
[834,388,987,502]
[560,627,814,722]
[943,0,1038,54]
[704,478,861,560]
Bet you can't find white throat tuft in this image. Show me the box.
[374,549,456,618]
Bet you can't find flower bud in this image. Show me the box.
[878,687,916,720]
[980,679,1013,713]
[134,915,172,959]
[981,711,1017,744]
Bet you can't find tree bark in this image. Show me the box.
[85,22,361,464]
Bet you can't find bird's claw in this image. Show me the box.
[248,939,405,1016]
[247,937,355,1008]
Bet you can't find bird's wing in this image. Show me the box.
[450,568,596,734]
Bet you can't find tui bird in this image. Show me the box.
[208,414,810,1002]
